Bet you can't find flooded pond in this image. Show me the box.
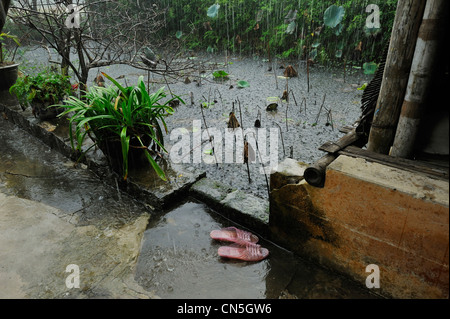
[16,47,374,199]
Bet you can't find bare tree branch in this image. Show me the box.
[9,0,198,88]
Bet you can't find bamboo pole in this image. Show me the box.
[391,0,449,158]
[367,0,426,155]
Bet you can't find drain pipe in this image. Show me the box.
[391,0,449,158]
[304,153,338,188]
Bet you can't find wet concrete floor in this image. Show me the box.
[0,115,380,299]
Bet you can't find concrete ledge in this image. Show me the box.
[269,156,449,299]
[190,178,270,237]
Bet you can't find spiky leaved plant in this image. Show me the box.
[58,73,183,181]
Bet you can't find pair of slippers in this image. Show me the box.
[210,227,269,262]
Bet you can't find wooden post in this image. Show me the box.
[391,0,449,158]
[367,0,426,155]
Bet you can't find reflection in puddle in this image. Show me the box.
[135,200,379,299]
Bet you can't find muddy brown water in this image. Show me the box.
[0,117,380,299]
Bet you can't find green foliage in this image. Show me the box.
[358,82,368,90]
[237,80,250,88]
[363,62,378,74]
[0,31,20,64]
[207,4,220,18]
[324,5,345,28]
[150,0,398,64]
[212,70,229,79]
[9,70,72,107]
[58,74,182,181]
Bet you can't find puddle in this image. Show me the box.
[135,200,379,299]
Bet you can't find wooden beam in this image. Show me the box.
[339,146,449,181]
[319,129,360,153]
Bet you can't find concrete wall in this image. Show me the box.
[269,156,449,299]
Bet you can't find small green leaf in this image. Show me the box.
[334,23,344,36]
[286,21,297,34]
[364,26,380,36]
[237,80,250,88]
[175,31,183,39]
[266,97,280,103]
[357,83,368,91]
[324,5,345,28]
[212,70,229,78]
[207,4,220,18]
[363,62,378,75]
[311,40,321,48]
[309,48,318,61]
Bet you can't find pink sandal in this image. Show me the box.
[210,226,259,245]
[218,243,269,262]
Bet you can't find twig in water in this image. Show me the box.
[301,97,307,114]
[289,89,298,106]
[314,93,326,125]
[243,136,251,184]
[306,60,310,93]
[326,108,334,130]
[246,131,270,199]
[189,91,194,105]
[214,88,223,107]
[285,100,289,132]
[274,122,286,157]
[237,98,244,130]
[201,90,219,167]
[273,61,278,90]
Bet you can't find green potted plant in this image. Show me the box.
[58,72,183,181]
[9,70,73,119]
[0,0,20,91]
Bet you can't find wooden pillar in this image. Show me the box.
[391,0,449,158]
[367,0,426,155]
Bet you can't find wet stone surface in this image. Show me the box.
[0,117,149,229]
[0,116,154,298]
